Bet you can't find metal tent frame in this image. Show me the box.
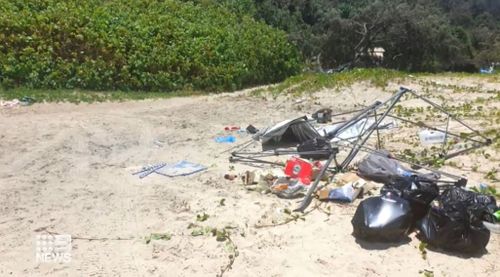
[229,87,491,212]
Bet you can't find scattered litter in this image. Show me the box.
[419,129,446,145]
[133,163,167,179]
[312,108,332,123]
[215,135,236,143]
[483,221,500,234]
[318,117,397,143]
[1,99,20,108]
[224,173,238,181]
[241,170,256,186]
[332,172,362,186]
[319,183,362,202]
[352,194,413,242]
[133,161,206,178]
[155,161,207,177]
[225,86,495,255]
[153,140,165,147]
[271,178,306,199]
[357,150,439,185]
[20,96,35,106]
[284,157,315,185]
[224,126,240,131]
[297,137,332,160]
[246,124,258,134]
[381,176,439,219]
[255,117,319,150]
[417,187,497,253]
[480,66,495,74]
[0,96,35,108]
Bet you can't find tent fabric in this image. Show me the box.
[256,117,320,149]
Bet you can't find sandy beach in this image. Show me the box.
[0,76,499,276]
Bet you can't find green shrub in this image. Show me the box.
[0,0,301,91]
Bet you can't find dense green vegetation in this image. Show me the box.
[2,0,500,94]
[0,0,300,91]
[203,0,500,72]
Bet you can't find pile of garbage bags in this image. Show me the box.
[417,187,497,253]
[352,152,499,253]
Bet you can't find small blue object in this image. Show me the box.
[401,171,413,177]
[479,183,488,191]
[215,135,236,143]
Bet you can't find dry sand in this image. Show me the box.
[0,77,499,276]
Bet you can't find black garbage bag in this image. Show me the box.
[381,176,439,220]
[417,187,497,253]
[352,195,413,242]
[357,151,440,184]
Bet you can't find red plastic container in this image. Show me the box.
[284,157,314,185]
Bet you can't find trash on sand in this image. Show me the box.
[380,176,439,219]
[312,108,332,123]
[1,99,20,108]
[20,96,35,106]
[133,161,206,178]
[133,163,167,179]
[418,129,446,145]
[271,178,306,199]
[215,135,236,143]
[224,126,240,131]
[153,140,165,147]
[416,187,498,253]
[482,221,500,234]
[241,170,256,186]
[230,87,490,213]
[297,137,332,160]
[332,172,362,186]
[318,173,369,202]
[155,161,207,177]
[480,66,494,74]
[317,118,397,143]
[0,97,35,108]
[255,116,320,150]
[246,124,259,134]
[224,173,238,181]
[357,150,439,185]
[284,157,315,185]
[246,174,275,194]
[352,194,413,242]
[318,183,362,202]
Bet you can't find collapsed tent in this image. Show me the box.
[317,117,397,143]
[231,87,491,212]
[254,116,320,150]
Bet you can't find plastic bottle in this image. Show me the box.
[418,130,446,145]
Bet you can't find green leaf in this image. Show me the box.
[196,213,209,222]
[145,232,171,244]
